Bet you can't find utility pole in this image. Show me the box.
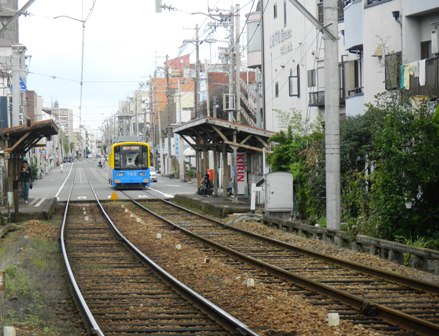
[182,25,201,119]
[0,0,36,35]
[205,59,210,117]
[11,45,26,126]
[256,68,261,128]
[134,92,138,138]
[235,4,241,123]
[228,8,235,122]
[195,24,200,118]
[324,0,341,230]
[286,0,340,230]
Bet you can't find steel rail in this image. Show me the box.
[154,196,439,294]
[129,196,439,336]
[86,170,259,336]
[60,165,104,336]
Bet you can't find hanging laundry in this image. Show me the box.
[404,64,410,89]
[412,61,419,77]
[400,64,405,89]
[419,59,426,86]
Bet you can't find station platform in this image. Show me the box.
[1,197,58,222]
[173,193,258,218]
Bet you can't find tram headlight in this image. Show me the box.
[117,172,123,177]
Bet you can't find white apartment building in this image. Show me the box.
[345,0,439,112]
[260,0,439,133]
[262,0,347,132]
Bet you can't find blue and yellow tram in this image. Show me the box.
[108,141,151,189]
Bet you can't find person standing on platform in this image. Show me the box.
[20,160,33,204]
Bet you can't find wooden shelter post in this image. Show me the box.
[222,146,228,199]
[232,131,238,203]
[213,146,219,196]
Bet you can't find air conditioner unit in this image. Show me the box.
[432,28,439,55]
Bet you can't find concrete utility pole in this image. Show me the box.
[182,25,201,119]
[11,44,26,126]
[287,0,340,230]
[323,0,340,230]
[0,0,36,35]
[228,8,235,122]
[195,24,200,118]
[235,4,241,123]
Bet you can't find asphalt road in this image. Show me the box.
[30,159,197,202]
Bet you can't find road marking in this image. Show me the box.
[148,187,174,198]
[138,195,148,198]
[34,197,46,207]
[55,163,74,198]
[77,196,87,200]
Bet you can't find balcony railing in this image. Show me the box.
[400,56,439,99]
[308,89,346,107]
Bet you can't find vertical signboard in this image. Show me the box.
[237,152,247,195]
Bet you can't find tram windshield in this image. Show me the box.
[114,145,148,170]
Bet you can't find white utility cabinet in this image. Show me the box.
[265,172,293,217]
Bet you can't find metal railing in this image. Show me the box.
[308,88,346,107]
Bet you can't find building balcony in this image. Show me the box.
[343,0,363,52]
[400,56,439,99]
[308,89,346,107]
[402,0,439,16]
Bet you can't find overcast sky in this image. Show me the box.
[18,0,252,132]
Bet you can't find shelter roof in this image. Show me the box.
[174,117,274,153]
[0,119,59,155]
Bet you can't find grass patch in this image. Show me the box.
[4,265,34,299]
[0,245,6,260]
[29,238,59,271]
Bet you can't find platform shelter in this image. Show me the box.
[0,119,58,222]
[174,117,274,203]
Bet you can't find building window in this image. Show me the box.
[275,82,279,97]
[274,3,277,19]
[366,0,393,7]
[284,0,287,26]
[343,59,363,96]
[289,65,300,97]
[421,41,432,60]
[307,69,316,87]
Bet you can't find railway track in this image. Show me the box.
[60,167,258,335]
[118,195,439,336]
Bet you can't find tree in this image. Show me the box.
[267,111,325,222]
[370,103,439,241]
